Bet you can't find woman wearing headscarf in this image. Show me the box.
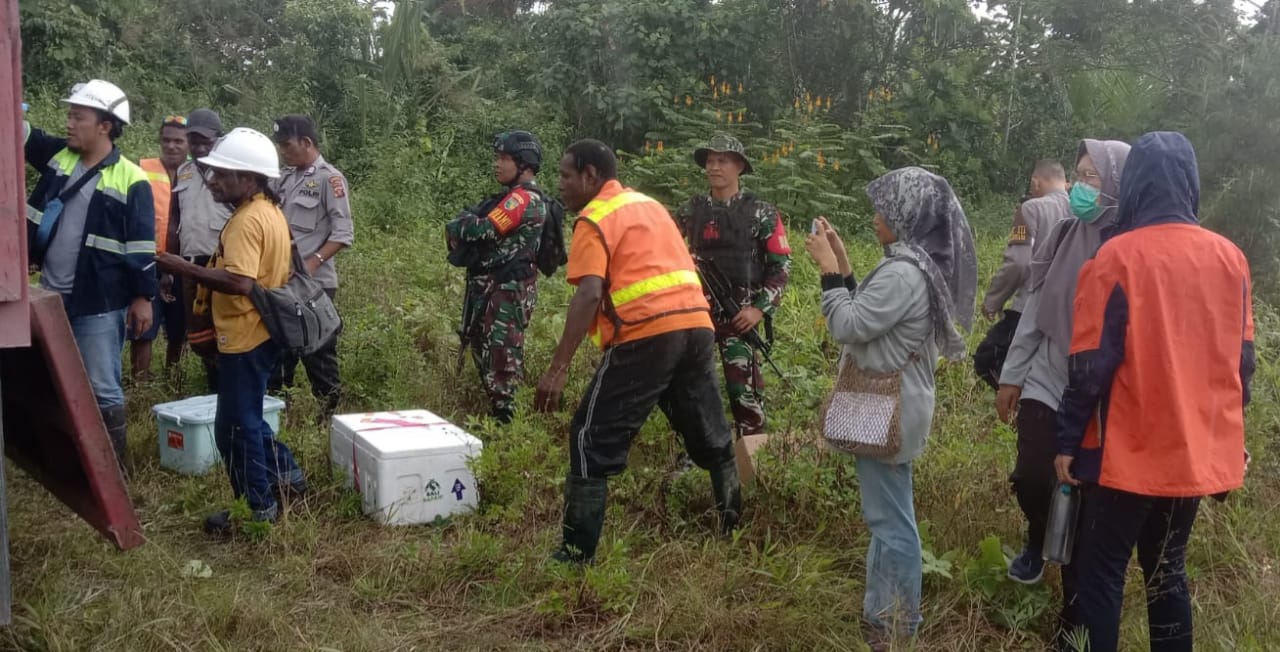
[995,139,1131,587]
[805,167,977,648]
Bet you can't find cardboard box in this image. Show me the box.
[734,434,770,484]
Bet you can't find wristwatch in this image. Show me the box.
[313,252,325,263]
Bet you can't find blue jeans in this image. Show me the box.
[68,308,127,409]
[215,341,303,512]
[856,456,923,636]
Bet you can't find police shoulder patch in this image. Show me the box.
[328,175,347,199]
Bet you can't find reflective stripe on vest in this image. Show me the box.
[611,269,702,308]
[578,187,708,347]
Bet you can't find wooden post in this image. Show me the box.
[0,0,29,625]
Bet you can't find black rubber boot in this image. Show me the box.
[710,458,742,536]
[491,405,514,425]
[101,406,130,477]
[551,476,608,565]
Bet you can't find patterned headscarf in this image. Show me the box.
[865,167,978,360]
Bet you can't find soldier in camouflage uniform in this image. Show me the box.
[446,131,550,423]
[675,135,791,437]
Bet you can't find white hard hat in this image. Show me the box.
[62,79,131,124]
[198,128,281,179]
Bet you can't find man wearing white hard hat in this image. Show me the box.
[157,128,306,536]
[24,79,157,475]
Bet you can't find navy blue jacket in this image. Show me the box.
[25,127,157,317]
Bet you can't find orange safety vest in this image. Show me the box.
[140,158,172,253]
[576,184,710,348]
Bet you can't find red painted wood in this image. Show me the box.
[0,289,143,550]
[0,0,29,345]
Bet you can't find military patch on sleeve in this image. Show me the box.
[765,213,792,255]
[1009,224,1029,244]
[328,175,347,199]
[487,188,530,235]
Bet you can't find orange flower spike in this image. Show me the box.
[832,159,841,171]
[826,96,833,109]
[738,82,744,94]
[793,97,800,110]
[739,109,746,121]
[657,140,665,152]
[805,91,812,103]
[684,95,693,106]
[709,74,716,87]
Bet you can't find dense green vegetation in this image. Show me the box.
[9,1,1280,649]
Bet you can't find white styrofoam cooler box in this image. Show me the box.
[153,394,286,475]
[330,410,482,525]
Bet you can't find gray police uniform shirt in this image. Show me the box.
[981,190,1070,315]
[273,155,354,290]
[41,160,100,293]
[173,160,232,258]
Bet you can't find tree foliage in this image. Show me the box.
[18,0,1280,283]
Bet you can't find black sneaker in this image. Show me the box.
[1008,544,1046,584]
[203,504,279,537]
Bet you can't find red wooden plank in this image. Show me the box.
[0,0,30,345]
[0,289,143,550]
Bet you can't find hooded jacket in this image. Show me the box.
[1057,132,1254,497]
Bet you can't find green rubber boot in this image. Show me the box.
[551,476,608,565]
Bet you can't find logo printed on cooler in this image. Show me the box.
[424,479,443,501]
[167,430,184,450]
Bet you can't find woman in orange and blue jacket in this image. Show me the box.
[1055,132,1255,652]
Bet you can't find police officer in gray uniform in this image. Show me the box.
[169,108,232,391]
[270,115,353,415]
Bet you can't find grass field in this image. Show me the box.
[3,199,1278,651]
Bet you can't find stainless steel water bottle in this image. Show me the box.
[1042,483,1080,564]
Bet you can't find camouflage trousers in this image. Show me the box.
[467,274,538,419]
[717,335,765,436]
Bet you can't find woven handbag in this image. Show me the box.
[820,355,907,458]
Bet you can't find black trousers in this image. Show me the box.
[1061,486,1200,652]
[974,309,1021,390]
[271,288,342,412]
[1010,399,1059,550]
[569,328,734,479]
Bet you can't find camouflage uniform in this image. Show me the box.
[446,184,548,420]
[676,136,791,436]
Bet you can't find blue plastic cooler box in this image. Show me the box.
[153,394,286,475]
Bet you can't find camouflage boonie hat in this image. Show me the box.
[694,134,753,175]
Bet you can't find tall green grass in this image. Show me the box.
[3,193,1277,651]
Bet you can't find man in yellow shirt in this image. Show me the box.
[157,128,305,536]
